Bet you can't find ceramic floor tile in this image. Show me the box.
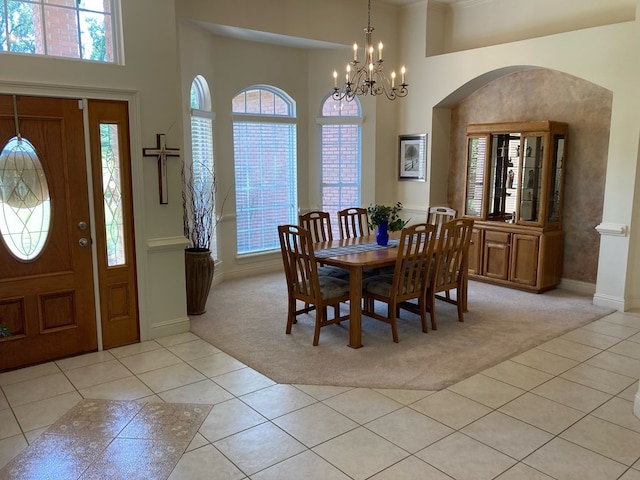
[158,379,234,405]
[119,402,212,442]
[619,381,640,401]
[312,426,409,480]
[118,348,184,375]
[601,311,640,329]
[273,402,358,448]
[560,363,636,394]
[536,337,602,362]
[23,427,47,444]
[187,352,246,378]
[523,437,627,480]
[63,359,133,390]
[293,384,354,401]
[461,411,554,460]
[410,389,492,429]
[251,450,351,480]
[185,432,208,453]
[560,415,640,466]
[481,360,554,391]
[0,393,7,411]
[608,340,640,360]
[366,406,454,453]
[322,388,403,425]
[166,339,221,361]
[592,397,640,433]
[582,320,639,339]
[448,373,526,408]
[586,351,640,378]
[214,422,306,476]
[155,332,201,347]
[367,455,453,480]
[0,410,20,441]
[531,377,612,413]
[620,469,640,480]
[108,340,162,358]
[560,328,623,350]
[45,399,143,437]
[12,391,82,432]
[167,444,245,480]
[498,392,585,435]
[2,372,74,407]
[0,362,60,387]
[0,434,28,470]
[137,362,206,393]
[510,348,579,375]
[416,431,516,480]
[210,368,276,397]
[629,332,640,344]
[78,375,155,401]
[0,433,111,480]
[55,350,116,371]
[198,398,267,443]
[78,437,188,480]
[240,384,317,419]
[372,388,435,405]
[495,463,555,479]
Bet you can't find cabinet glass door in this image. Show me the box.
[465,136,487,217]
[489,133,519,221]
[519,134,544,223]
[547,135,565,224]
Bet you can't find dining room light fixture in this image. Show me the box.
[332,0,408,102]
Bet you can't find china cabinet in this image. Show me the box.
[463,121,568,292]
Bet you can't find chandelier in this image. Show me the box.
[332,0,408,102]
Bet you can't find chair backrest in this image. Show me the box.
[432,218,474,291]
[390,223,438,301]
[299,211,333,243]
[337,207,370,239]
[427,206,457,235]
[278,224,321,303]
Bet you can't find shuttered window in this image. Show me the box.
[232,86,297,254]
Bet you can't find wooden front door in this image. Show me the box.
[0,95,97,371]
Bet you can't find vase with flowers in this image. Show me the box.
[367,202,407,246]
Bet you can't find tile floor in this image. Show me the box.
[0,310,639,479]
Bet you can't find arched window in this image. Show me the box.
[318,95,362,236]
[0,0,120,63]
[187,75,218,258]
[232,85,297,254]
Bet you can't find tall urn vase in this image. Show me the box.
[185,248,215,315]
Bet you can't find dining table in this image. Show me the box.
[314,234,401,348]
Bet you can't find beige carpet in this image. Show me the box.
[190,271,614,391]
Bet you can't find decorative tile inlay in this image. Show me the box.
[0,399,212,480]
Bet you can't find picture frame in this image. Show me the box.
[398,134,426,181]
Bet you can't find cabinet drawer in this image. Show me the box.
[484,231,511,244]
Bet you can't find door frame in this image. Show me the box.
[0,82,149,349]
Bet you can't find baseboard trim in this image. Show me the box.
[558,278,596,295]
[592,292,625,311]
[148,316,190,339]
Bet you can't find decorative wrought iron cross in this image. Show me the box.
[143,133,180,204]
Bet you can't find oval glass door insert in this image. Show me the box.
[0,136,51,260]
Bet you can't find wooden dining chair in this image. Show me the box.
[278,225,350,346]
[361,223,438,342]
[337,207,370,239]
[427,206,457,235]
[427,218,474,330]
[299,211,333,242]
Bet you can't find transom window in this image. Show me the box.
[0,0,119,62]
[232,85,298,255]
[319,95,362,237]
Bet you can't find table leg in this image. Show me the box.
[348,266,363,348]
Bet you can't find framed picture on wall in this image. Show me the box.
[398,134,426,181]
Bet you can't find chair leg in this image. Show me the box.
[313,307,326,346]
[286,298,296,334]
[456,289,465,323]
[390,302,399,343]
[428,291,437,330]
[419,297,428,333]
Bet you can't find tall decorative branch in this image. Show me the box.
[182,160,217,251]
